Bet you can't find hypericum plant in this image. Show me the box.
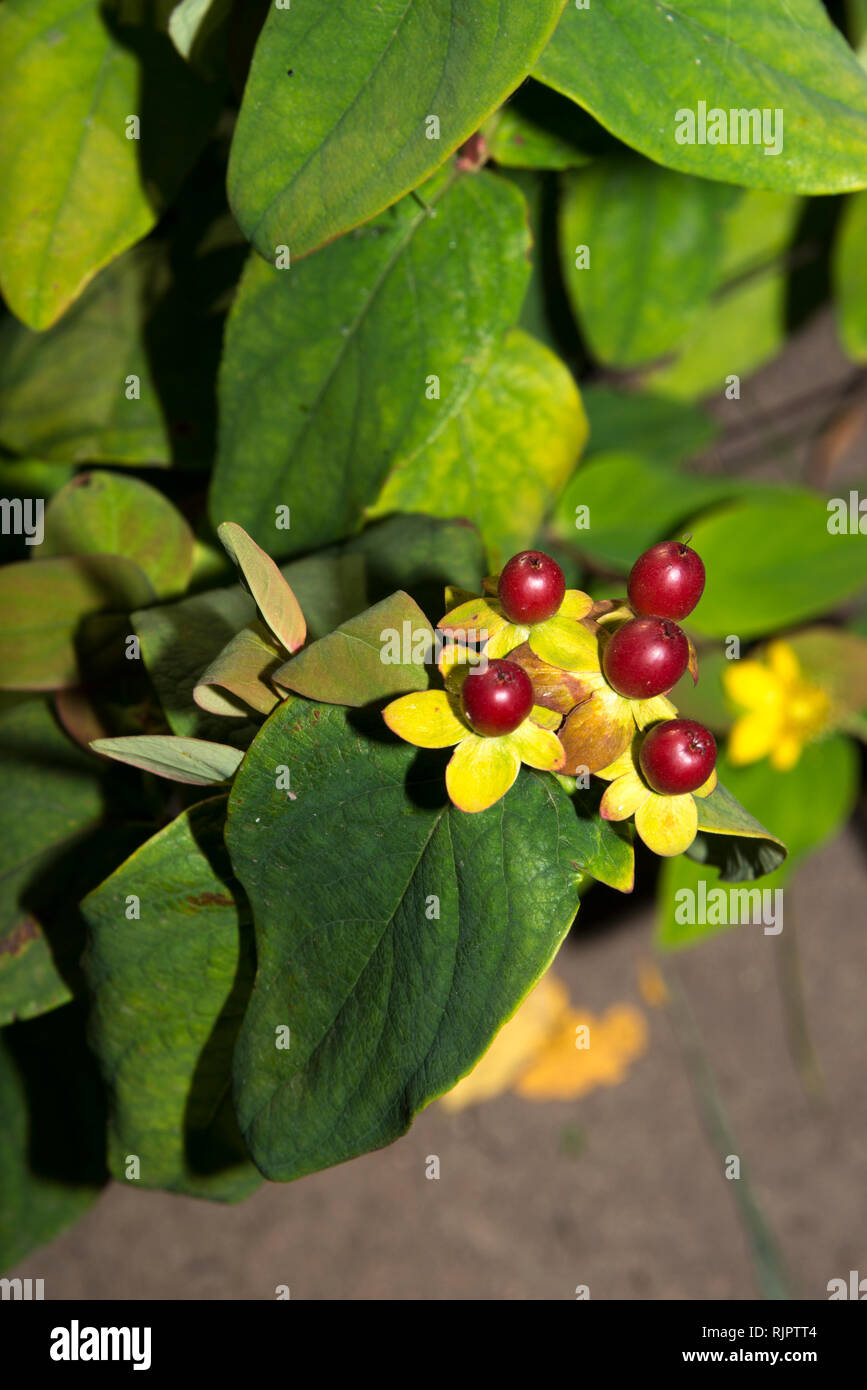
[5,0,867,1275]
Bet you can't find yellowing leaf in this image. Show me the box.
[217,522,305,653]
[514,1004,648,1101]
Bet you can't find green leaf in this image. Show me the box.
[0,249,171,465]
[686,492,867,638]
[168,0,229,63]
[0,0,219,330]
[369,328,588,568]
[211,170,532,557]
[581,387,717,464]
[687,780,788,882]
[227,0,565,261]
[274,592,432,707]
[645,190,802,398]
[553,451,743,572]
[0,555,154,691]
[91,735,244,786]
[834,190,867,362]
[567,783,634,892]
[82,797,260,1200]
[488,84,597,170]
[195,622,283,720]
[787,626,867,717]
[218,522,306,653]
[226,701,585,1181]
[0,701,101,1025]
[536,0,867,194]
[559,158,729,368]
[42,472,194,600]
[342,514,484,618]
[0,1004,107,1270]
[659,741,855,948]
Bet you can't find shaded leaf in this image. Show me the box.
[42,471,194,599]
[195,622,282,719]
[0,555,154,691]
[834,189,867,362]
[91,735,244,785]
[82,797,260,1200]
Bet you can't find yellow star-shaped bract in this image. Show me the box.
[596,743,717,858]
[723,640,831,772]
[382,679,566,814]
[437,587,595,665]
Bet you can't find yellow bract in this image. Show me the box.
[598,741,717,857]
[437,587,594,663]
[724,640,831,771]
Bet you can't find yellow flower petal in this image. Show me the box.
[438,596,506,643]
[486,622,529,657]
[383,690,466,748]
[723,659,780,709]
[634,793,698,857]
[445,734,521,813]
[633,694,678,729]
[727,711,778,765]
[596,748,636,781]
[558,589,594,620]
[559,688,634,775]
[503,720,566,772]
[529,704,562,731]
[771,734,803,771]
[600,771,650,821]
[693,767,718,798]
[529,616,601,672]
[514,1004,648,1101]
[766,640,802,687]
[441,974,570,1112]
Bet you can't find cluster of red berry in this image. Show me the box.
[459,543,718,799]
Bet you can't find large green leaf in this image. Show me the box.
[42,472,194,599]
[581,387,717,464]
[227,0,565,261]
[369,328,587,568]
[0,555,154,691]
[658,740,856,948]
[0,1004,107,1270]
[687,781,788,882]
[559,159,729,368]
[0,0,219,330]
[536,0,867,194]
[0,250,171,465]
[82,798,260,1200]
[834,189,867,362]
[211,170,532,557]
[226,701,588,1181]
[686,492,867,638]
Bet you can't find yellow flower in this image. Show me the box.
[597,738,717,857]
[441,972,648,1111]
[437,583,596,666]
[382,661,565,813]
[724,640,831,772]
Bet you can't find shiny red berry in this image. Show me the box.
[498,550,565,626]
[602,616,689,699]
[628,540,705,620]
[461,659,534,737]
[639,719,717,795]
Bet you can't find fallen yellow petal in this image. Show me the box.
[514,1004,648,1101]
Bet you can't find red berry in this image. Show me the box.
[602,616,689,699]
[461,659,534,737]
[498,550,565,626]
[628,540,705,620]
[639,719,717,795]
